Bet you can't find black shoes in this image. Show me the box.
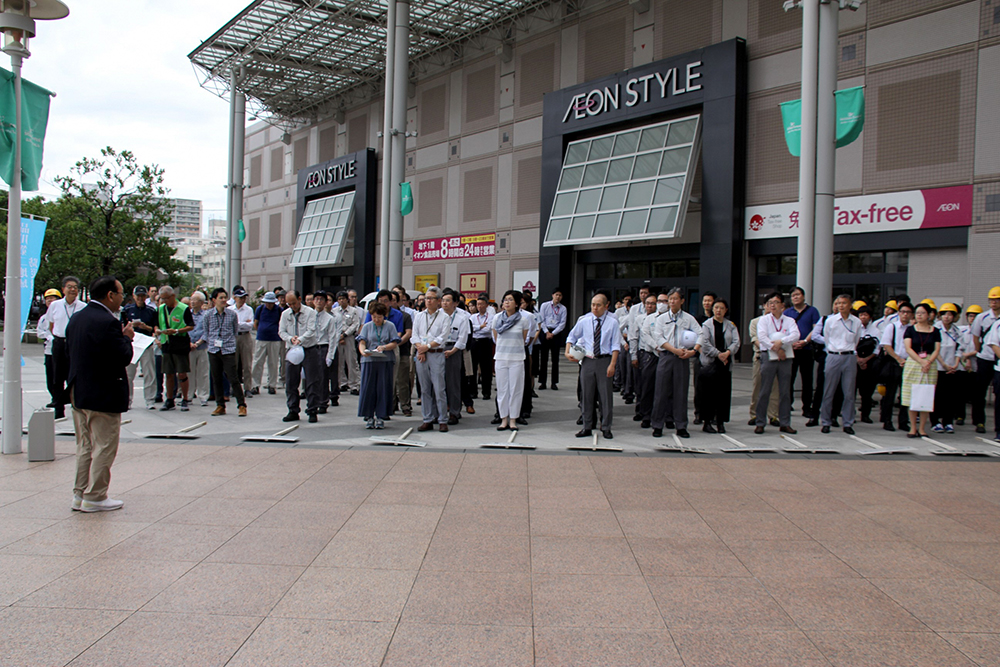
[515,417,529,426]
[770,418,781,427]
[633,414,643,422]
[448,415,459,426]
[747,418,757,426]
[843,426,855,435]
[693,418,703,425]
[331,397,339,406]
[268,387,276,395]
[754,426,765,434]
[860,416,873,424]
[318,406,328,414]
[538,384,546,390]
[490,416,502,425]
[806,419,820,428]
[652,428,663,438]
[624,397,634,405]
[717,423,726,434]
[676,429,690,438]
[283,412,299,422]
[576,416,584,425]
[665,422,675,430]
[551,384,558,391]
[602,430,613,440]
[160,401,175,411]
[576,429,592,437]
[308,413,318,423]
[883,422,896,432]
[641,420,651,429]
[821,425,831,434]
[702,423,717,434]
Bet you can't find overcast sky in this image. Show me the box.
[17,0,250,229]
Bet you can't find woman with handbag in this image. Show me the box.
[697,299,740,433]
[902,303,941,438]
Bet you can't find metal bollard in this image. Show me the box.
[28,408,55,462]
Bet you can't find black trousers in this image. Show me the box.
[972,362,994,426]
[520,347,533,418]
[790,345,815,416]
[470,338,494,399]
[856,362,877,419]
[209,352,245,407]
[698,361,733,424]
[51,336,70,412]
[539,334,564,386]
[880,362,908,428]
[318,345,339,406]
[44,354,57,407]
[635,351,658,421]
[935,371,963,426]
[286,346,323,415]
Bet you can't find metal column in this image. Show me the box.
[378,0,397,291]
[225,70,236,290]
[813,0,839,312]
[794,0,820,301]
[387,0,409,290]
[230,79,246,290]
[2,53,24,455]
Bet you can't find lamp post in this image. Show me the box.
[1,0,69,456]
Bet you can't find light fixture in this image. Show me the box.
[280,132,291,145]
[0,0,68,57]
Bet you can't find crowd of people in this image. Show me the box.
[38,273,1000,512]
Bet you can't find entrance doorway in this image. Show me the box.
[583,258,701,315]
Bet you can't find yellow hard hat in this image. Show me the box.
[920,298,937,309]
[989,286,1000,299]
[44,288,62,298]
[967,304,984,314]
[939,303,959,314]
[852,300,866,311]
[885,300,898,311]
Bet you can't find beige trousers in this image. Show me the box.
[71,390,121,501]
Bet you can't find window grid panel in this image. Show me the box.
[291,191,356,267]
[545,115,701,246]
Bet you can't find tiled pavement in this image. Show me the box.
[2,348,1000,665]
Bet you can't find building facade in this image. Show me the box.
[232,0,1000,325]
[161,198,203,240]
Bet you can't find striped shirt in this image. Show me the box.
[492,315,530,361]
[205,307,239,355]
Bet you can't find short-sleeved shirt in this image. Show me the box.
[356,320,400,364]
[492,314,530,361]
[904,325,941,356]
[784,305,821,340]
[255,304,283,342]
[121,301,158,335]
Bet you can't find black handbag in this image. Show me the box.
[875,326,899,382]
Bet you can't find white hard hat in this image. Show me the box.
[568,344,586,361]
[681,330,699,349]
[286,345,305,365]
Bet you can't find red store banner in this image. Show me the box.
[412,233,497,261]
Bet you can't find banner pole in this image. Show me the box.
[3,53,24,455]
[794,0,820,302]
[814,0,840,312]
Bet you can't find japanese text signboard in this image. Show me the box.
[412,233,496,262]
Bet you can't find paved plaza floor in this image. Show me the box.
[1,347,1000,665]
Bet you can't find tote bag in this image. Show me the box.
[909,383,935,412]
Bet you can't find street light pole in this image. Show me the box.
[0,0,70,456]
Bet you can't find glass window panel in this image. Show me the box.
[322,229,334,245]
[886,251,908,273]
[593,212,621,237]
[757,257,779,276]
[652,260,686,278]
[646,206,678,234]
[615,262,648,279]
[639,125,668,152]
[546,217,571,241]
[565,142,590,165]
[667,119,697,145]
[606,157,634,183]
[625,181,655,208]
[653,177,683,205]
[569,216,596,239]
[619,210,648,236]
[553,192,577,217]
[612,130,640,156]
[632,153,660,180]
[331,229,345,252]
[582,161,609,187]
[558,166,584,190]
[575,188,601,213]
[291,249,303,264]
[688,259,700,276]
[780,255,797,275]
[589,136,614,160]
[659,146,691,175]
[599,184,627,211]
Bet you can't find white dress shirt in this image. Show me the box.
[880,319,908,358]
[984,321,1000,371]
[972,310,1000,362]
[820,314,862,353]
[653,308,700,354]
[539,300,568,335]
[412,309,451,348]
[566,312,621,357]
[279,305,318,348]
[628,311,660,359]
[471,311,494,339]
[48,297,85,337]
[757,313,801,360]
[315,309,341,347]
[444,308,472,350]
[937,322,969,371]
[230,303,255,333]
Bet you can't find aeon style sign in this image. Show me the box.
[562,61,704,123]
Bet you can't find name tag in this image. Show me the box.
[212,339,223,349]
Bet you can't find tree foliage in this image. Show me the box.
[1,147,190,295]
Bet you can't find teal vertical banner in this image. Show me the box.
[20,216,47,333]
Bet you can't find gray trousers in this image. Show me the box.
[444,347,463,419]
[757,357,793,427]
[285,345,323,415]
[338,338,360,390]
[251,339,282,390]
[395,353,412,412]
[581,356,614,431]
[652,353,690,430]
[821,353,857,427]
[189,347,210,402]
[126,344,157,408]
[416,351,448,424]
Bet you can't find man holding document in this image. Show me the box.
[121,286,158,410]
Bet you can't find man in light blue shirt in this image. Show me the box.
[538,287,568,390]
[565,292,620,439]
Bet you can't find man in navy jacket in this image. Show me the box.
[67,276,135,513]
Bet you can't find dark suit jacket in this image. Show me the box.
[67,302,133,413]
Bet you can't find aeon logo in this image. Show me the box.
[937,203,960,212]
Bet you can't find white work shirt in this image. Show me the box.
[566,312,621,357]
[278,305,318,348]
[628,311,660,359]
[937,322,969,371]
[412,309,450,348]
[654,309,700,354]
[821,314,863,353]
[315,309,342,347]
[37,313,53,354]
[880,319,909,358]
[539,300,568,335]
[972,310,1000,362]
[984,321,1000,371]
[48,297,85,338]
[230,303,254,334]
[471,311,494,339]
[443,308,471,350]
[757,313,801,360]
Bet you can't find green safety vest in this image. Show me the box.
[158,302,190,345]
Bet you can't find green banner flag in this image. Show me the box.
[0,67,53,192]
[400,181,413,216]
[780,86,866,157]
[238,219,246,243]
[834,86,865,149]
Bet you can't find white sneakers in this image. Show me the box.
[79,498,125,513]
[71,495,82,511]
